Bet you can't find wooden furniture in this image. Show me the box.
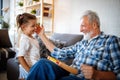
[14,0,54,35]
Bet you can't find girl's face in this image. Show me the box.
[22,19,37,36]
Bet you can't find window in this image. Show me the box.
[0,0,3,24]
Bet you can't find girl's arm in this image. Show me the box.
[18,56,30,72]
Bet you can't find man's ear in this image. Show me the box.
[92,22,97,29]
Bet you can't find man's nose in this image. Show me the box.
[34,26,37,29]
[80,26,83,32]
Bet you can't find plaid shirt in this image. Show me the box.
[51,32,120,76]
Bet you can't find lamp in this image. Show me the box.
[2,7,9,13]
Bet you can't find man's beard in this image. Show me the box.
[83,31,93,40]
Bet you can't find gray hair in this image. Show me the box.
[82,10,100,28]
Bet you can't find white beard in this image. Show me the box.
[83,31,93,40]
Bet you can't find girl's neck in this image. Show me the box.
[24,32,33,38]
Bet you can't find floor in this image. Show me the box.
[0,71,7,80]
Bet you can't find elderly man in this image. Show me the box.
[27,10,120,80]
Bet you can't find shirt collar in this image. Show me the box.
[88,32,104,42]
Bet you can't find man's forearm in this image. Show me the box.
[39,33,55,52]
[94,70,116,80]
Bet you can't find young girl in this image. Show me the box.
[16,13,40,80]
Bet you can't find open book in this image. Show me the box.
[47,56,78,75]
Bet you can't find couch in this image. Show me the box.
[0,29,16,71]
[7,33,83,80]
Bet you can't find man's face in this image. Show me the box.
[80,16,93,40]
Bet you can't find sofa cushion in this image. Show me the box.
[50,33,83,47]
[37,33,83,65]
[0,29,12,48]
[38,38,65,58]
[7,58,19,80]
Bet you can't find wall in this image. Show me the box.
[9,0,17,48]
[54,0,120,37]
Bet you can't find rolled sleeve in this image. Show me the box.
[51,42,81,60]
[110,37,120,75]
[51,47,68,60]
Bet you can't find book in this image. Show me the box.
[47,56,78,75]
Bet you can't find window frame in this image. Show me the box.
[0,0,3,16]
[0,0,3,24]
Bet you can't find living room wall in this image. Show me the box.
[54,0,120,37]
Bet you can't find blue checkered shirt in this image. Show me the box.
[51,32,120,76]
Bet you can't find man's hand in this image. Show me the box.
[81,64,96,79]
[38,26,44,36]
[36,25,55,52]
[35,24,44,35]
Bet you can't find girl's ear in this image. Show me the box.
[21,24,26,30]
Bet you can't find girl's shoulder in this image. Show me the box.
[20,34,31,44]
[21,34,30,40]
